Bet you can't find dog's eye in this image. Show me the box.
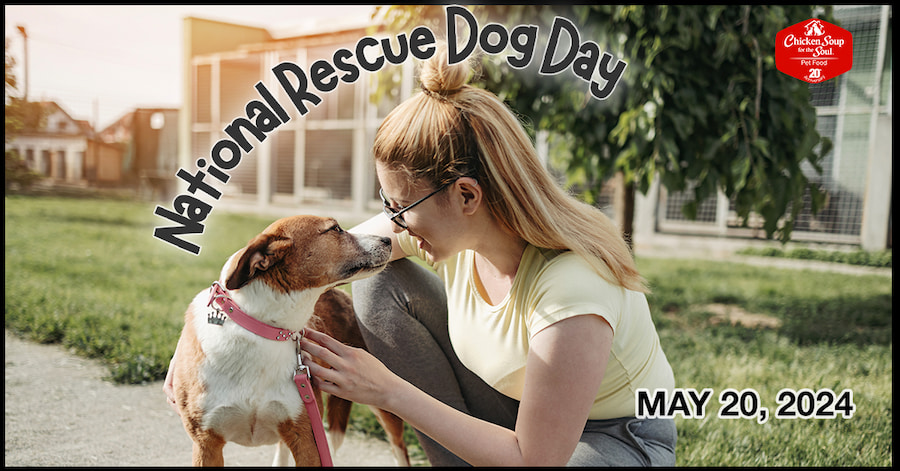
[324,224,344,234]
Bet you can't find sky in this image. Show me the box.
[4,5,377,130]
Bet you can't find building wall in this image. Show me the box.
[85,140,123,184]
[5,102,92,184]
[178,17,276,181]
[7,135,88,184]
[182,16,409,216]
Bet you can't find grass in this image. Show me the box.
[4,195,892,467]
[737,246,891,268]
[4,195,279,382]
[638,259,892,467]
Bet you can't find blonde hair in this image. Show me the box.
[373,46,647,293]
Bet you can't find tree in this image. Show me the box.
[376,5,833,245]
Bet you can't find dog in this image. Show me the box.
[169,215,409,466]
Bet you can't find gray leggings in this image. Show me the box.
[351,258,677,466]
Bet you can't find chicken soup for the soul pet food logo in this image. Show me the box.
[776,18,852,84]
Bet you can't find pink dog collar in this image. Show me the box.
[207,281,297,341]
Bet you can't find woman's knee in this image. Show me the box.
[352,258,445,325]
[569,418,676,466]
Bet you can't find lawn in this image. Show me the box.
[4,195,892,467]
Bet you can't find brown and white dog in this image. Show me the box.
[169,215,409,466]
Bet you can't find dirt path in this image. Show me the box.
[4,329,406,467]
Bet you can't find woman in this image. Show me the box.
[298,46,677,466]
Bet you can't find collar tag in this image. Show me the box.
[207,308,227,326]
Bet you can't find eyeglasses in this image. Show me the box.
[379,184,449,229]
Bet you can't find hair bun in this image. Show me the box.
[419,43,471,96]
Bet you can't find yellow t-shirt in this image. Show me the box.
[398,231,675,420]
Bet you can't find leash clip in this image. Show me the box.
[206,281,230,325]
[207,281,229,307]
[295,335,310,378]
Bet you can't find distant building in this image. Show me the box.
[6,101,94,185]
[99,108,180,198]
[179,5,891,250]
[179,13,409,217]
[5,101,180,197]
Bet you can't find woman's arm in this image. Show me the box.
[350,213,408,262]
[300,313,612,466]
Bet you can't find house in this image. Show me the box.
[6,101,95,185]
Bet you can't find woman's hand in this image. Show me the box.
[299,328,402,410]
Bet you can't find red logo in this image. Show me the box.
[776,19,853,83]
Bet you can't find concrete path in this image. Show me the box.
[4,330,407,467]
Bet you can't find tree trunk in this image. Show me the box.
[614,171,635,252]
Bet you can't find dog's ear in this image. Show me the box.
[225,233,292,290]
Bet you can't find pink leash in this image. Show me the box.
[208,281,334,467]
